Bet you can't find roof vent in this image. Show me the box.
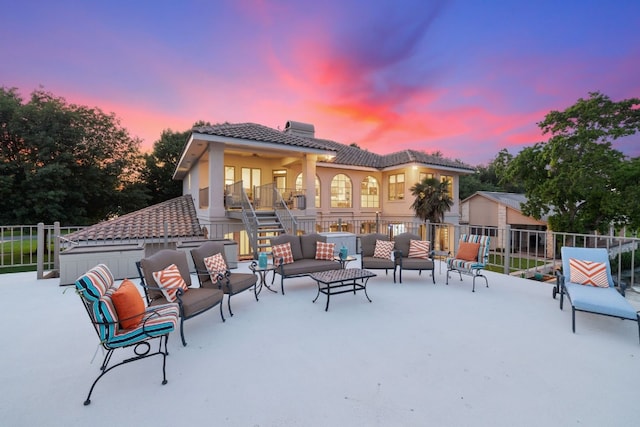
[284,120,315,137]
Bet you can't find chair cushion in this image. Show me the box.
[565,282,638,319]
[272,242,295,266]
[75,264,114,302]
[408,240,430,259]
[107,303,179,348]
[569,258,609,288]
[373,240,394,259]
[204,253,228,283]
[111,279,145,330]
[226,273,258,294]
[456,242,480,261]
[152,264,189,303]
[315,242,335,260]
[401,258,434,270]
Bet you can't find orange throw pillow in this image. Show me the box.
[111,279,145,329]
[456,242,481,262]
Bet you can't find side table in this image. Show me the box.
[334,255,357,269]
[249,262,278,295]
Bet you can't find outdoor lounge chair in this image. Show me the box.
[445,234,491,292]
[557,246,640,342]
[137,249,225,347]
[393,232,435,284]
[191,241,258,316]
[358,233,399,283]
[74,264,179,405]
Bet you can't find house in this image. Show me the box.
[173,120,474,256]
[461,191,552,255]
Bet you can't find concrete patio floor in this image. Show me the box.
[1,259,639,427]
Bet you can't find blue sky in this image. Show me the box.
[2,0,638,164]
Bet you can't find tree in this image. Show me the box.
[142,121,211,205]
[614,156,640,231]
[459,149,524,200]
[410,177,453,224]
[0,87,145,225]
[502,92,640,233]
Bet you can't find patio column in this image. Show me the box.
[208,142,225,219]
[303,154,317,214]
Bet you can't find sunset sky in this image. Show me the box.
[2,0,639,165]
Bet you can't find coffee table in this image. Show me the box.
[310,268,376,311]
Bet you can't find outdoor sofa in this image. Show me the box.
[269,233,342,294]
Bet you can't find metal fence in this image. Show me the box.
[1,221,638,288]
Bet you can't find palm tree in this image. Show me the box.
[410,177,453,243]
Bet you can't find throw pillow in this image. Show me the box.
[152,264,189,302]
[569,258,609,288]
[204,253,227,283]
[315,241,336,260]
[456,242,480,262]
[408,240,430,259]
[373,240,395,259]
[111,279,145,329]
[272,242,294,266]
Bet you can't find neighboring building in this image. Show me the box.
[173,120,474,255]
[461,191,552,255]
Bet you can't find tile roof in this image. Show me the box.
[191,122,475,172]
[193,123,331,151]
[65,195,203,242]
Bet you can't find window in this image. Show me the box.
[225,166,235,186]
[388,173,404,201]
[296,173,321,208]
[419,172,433,183]
[440,175,453,198]
[330,173,352,208]
[241,167,261,197]
[361,176,379,208]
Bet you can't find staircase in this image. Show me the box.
[253,211,286,253]
[227,181,298,258]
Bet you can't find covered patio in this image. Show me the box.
[1,259,639,426]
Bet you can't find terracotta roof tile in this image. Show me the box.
[65,195,203,242]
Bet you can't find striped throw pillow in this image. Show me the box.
[408,240,430,259]
[204,253,228,283]
[272,242,294,266]
[569,258,609,288]
[373,240,395,259]
[152,264,189,302]
[315,241,336,260]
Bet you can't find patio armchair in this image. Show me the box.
[445,234,491,292]
[358,233,399,283]
[74,264,179,405]
[190,241,258,316]
[393,232,435,284]
[556,246,640,342]
[136,249,225,347]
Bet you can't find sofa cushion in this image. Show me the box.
[271,234,303,260]
[272,242,295,266]
[315,241,335,260]
[111,279,145,330]
[373,240,395,259]
[278,258,339,276]
[152,264,189,303]
[408,240,430,259]
[569,258,609,288]
[300,233,326,259]
[456,242,480,262]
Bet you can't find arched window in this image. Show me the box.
[295,173,321,208]
[330,173,352,208]
[361,176,379,208]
